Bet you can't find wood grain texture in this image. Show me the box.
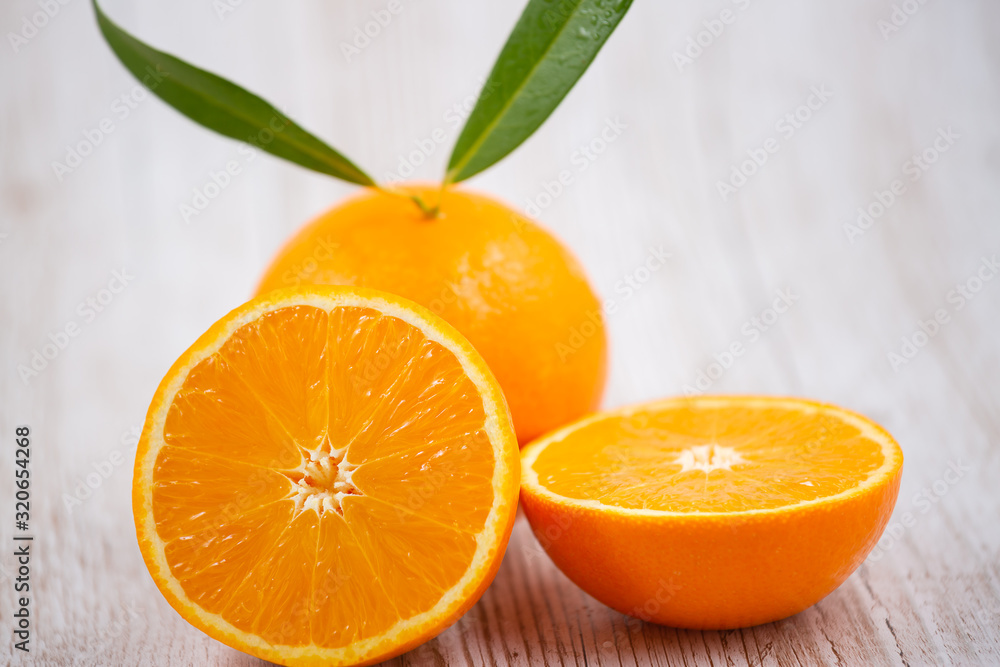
[1,0,998,665]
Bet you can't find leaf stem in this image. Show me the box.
[410,195,440,219]
[377,184,440,219]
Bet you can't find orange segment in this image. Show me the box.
[164,502,295,615]
[216,305,330,451]
[309,512,399,650]
[150,447,293,543]
[520,395,903,629]
[134,287,519,666]
[343,497,479,617]
[228,511,319,641]
[350,428,496,533]
[162,353,304,469]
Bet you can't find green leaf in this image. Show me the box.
[446,0,632,183]
[92,0,374,186]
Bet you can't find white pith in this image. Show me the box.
[284,438,361,518]
[673,443,746,473]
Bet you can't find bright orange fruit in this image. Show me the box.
[133,287,519,666]
[255,183,607,445]
[520,395,903,629]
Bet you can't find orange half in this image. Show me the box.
[133,287,519,666]
[520,395,903,629]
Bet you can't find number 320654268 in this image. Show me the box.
[15,426,30,525]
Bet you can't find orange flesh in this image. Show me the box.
[531,403,887,512]
[152,305,495,648]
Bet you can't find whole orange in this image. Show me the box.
[256,183,607,444]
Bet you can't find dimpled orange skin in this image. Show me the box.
[519,397,904,630]
[256,183,607,445]
[521,477,901,629]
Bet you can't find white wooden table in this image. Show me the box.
[2,0,998,664]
